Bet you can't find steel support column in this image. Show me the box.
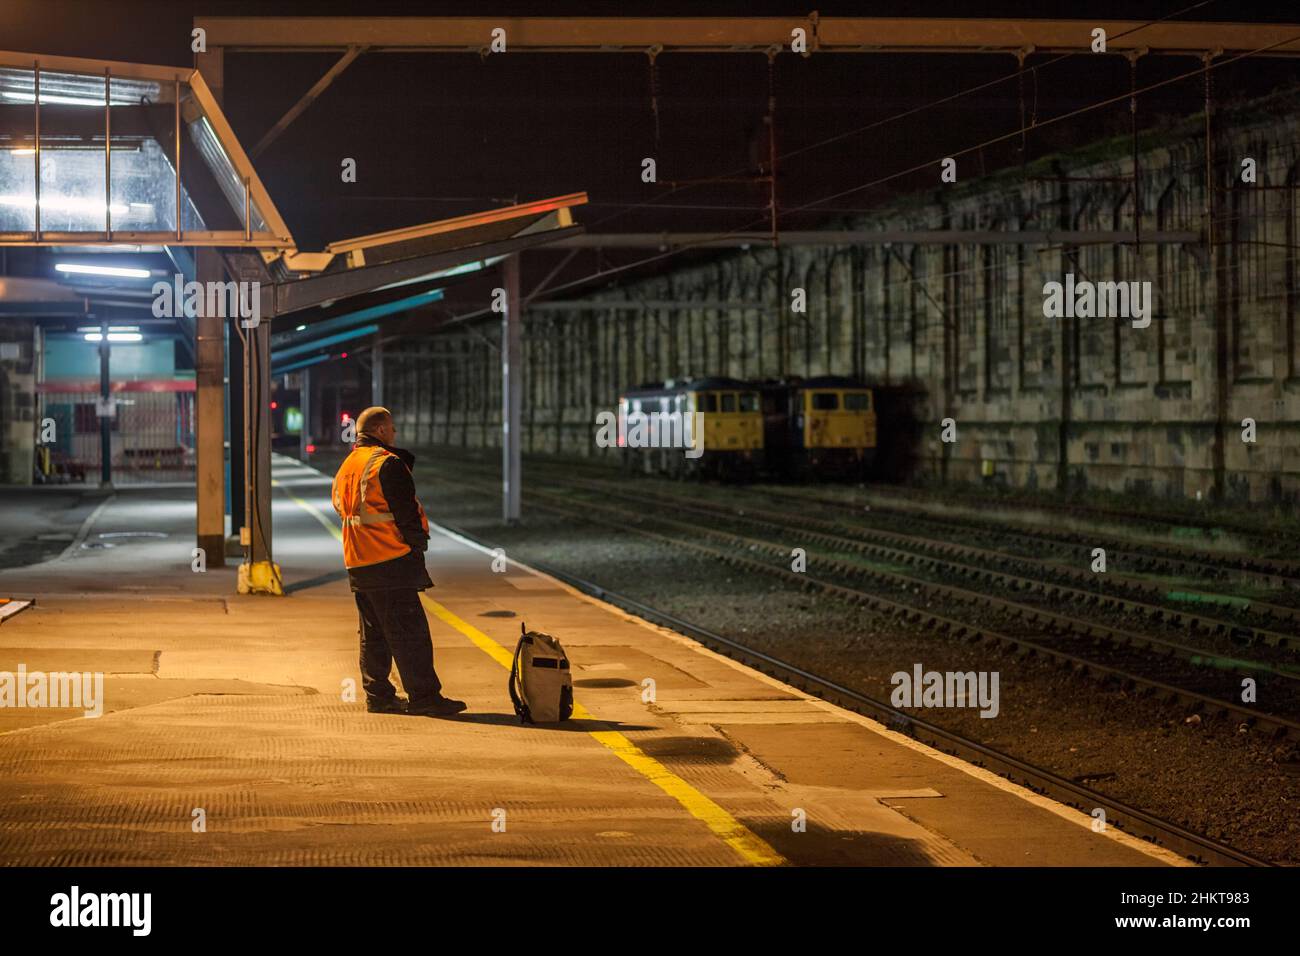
[227,314,245,548]
[371,338,384,406]
[97,320,111,489]
[238,310,278,593]
[1057,173,1074,494]
[195,248,226,567]
[1205,55,1227,502]
[300,366,312,460]
[502,255,522,523]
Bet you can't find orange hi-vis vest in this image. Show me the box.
[331,445,430,569]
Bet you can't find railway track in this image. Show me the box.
[434,457,1300,660]
[429,469,1300,738]
[436,515,1273,868]
[523,487,1300,735]
[463,450,1300,588]
[562,453,1300,588]
[560,476,1300,649]
[745,484,1300,592]
[839,480,1300,553]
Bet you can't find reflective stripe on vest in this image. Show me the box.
[331,445,428,568]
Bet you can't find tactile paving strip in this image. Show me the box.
[0,693,742,866]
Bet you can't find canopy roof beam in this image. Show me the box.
[251,45,366,158]
[526,299,766,311]
[193,17,1300,57]
[550,230,1201,248]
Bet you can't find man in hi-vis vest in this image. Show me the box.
[332,406,467,718]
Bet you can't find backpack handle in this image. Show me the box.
[508,626,531,724]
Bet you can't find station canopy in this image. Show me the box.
[0,50,291,250]
[0,49,587,296]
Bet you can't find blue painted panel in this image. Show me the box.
[44,337,176,380]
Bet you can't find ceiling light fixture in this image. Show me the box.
[57,263,151,279]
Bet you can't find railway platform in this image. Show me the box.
[0,456,1184,867]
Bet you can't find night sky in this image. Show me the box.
[3,0,1297,317]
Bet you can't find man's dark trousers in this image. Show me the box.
[355,588,443,705]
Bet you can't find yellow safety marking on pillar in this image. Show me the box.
[276,482,784,866]
[420,592,786,868]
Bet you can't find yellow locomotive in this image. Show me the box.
[761,376,877,478]
[617,377,763,479]
[614,374,877,480]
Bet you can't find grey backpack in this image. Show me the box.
[509,623,574,724]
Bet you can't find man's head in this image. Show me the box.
[356,406,396,446]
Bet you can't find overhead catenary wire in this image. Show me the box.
[436,34,1298,332]
[786,39,1300,219]
[584,0,1222,233]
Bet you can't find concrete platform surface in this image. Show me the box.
[0,457,1185,866]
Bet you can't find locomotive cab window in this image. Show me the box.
[721,393,737,412]
[697,393,718,413]
[811,392,839,411]
[739,392,759,412]
[844,392,871,411]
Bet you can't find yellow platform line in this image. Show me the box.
[420,593,785,867]
[272,480,343,540]
[274,479,784,866]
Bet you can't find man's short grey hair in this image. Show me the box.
[356,406,393,436]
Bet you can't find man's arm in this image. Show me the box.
[330,472,343,518]
[379,457,429,551]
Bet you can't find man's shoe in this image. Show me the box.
[407,696,468,718]
[366,697,407,714]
